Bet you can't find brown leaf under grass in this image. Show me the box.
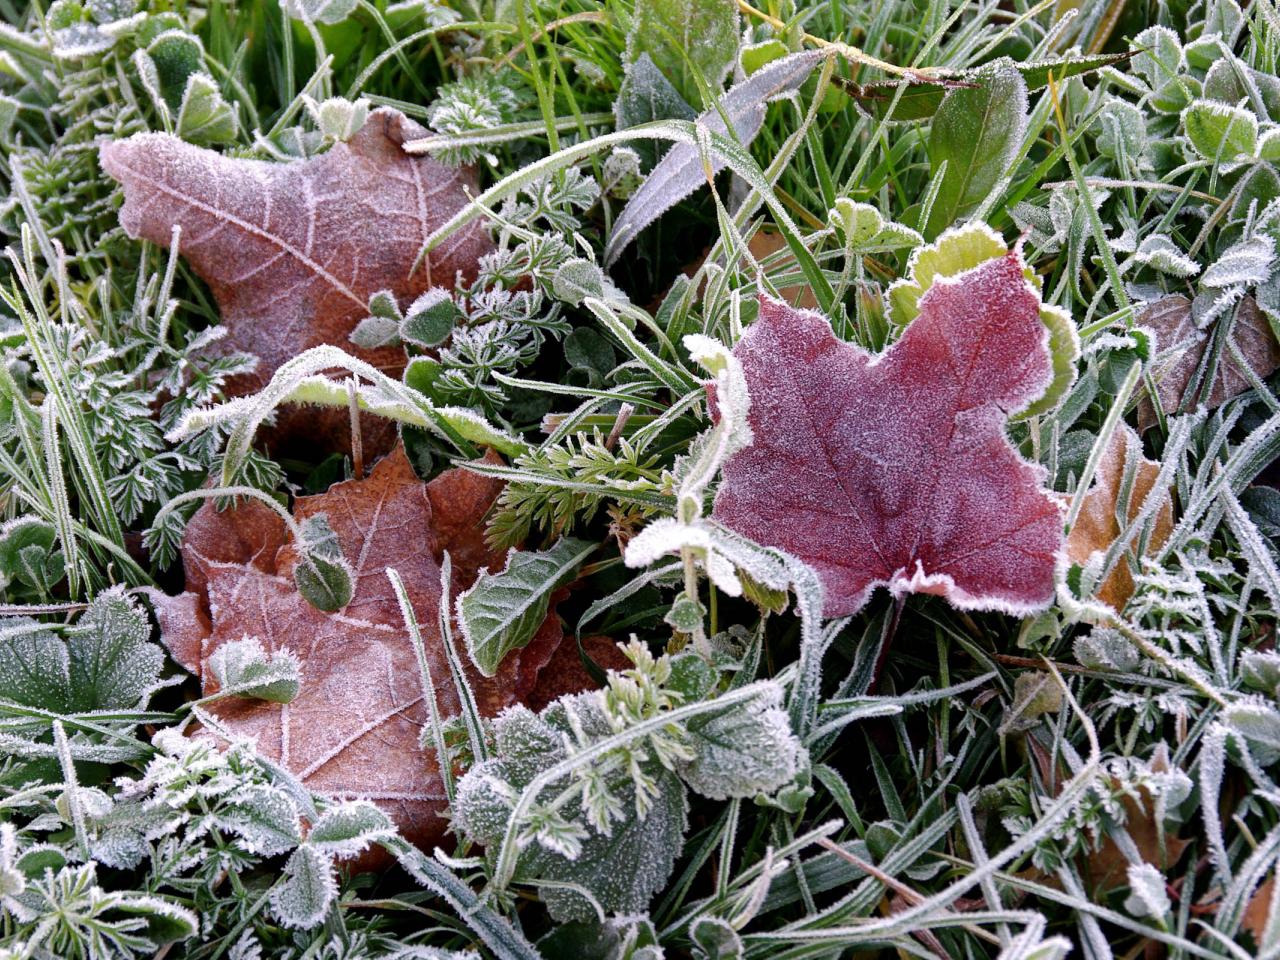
[1063,424,1174,611]
[1137,294,1280,431]
[100,108,492,452]
[152,445,618,855]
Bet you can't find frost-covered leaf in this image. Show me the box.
[1062,424,1174,610]
[207,637,301,703]
[531,767,688,922]
[217,784,303,856]
[307,800,396,858]
[713,245,1063,617]
[925,58,1028,236]
[615,52,696,130]
[1183,99,1259,168]
[1202,235,1275,289]
[303,95,371,141]
[293,514,355,612]
[886,225,1078,417]
[1225,700,1280,761]
[1096,98,1149,164]
[270,845,337,929]
[100,109,491,442]
[691,916,743,959]
[176,73,237,146]
[677,680,802,800]
[459,537,594,677]
[1124,862,1172,919]
[828,198,922,253]
[281,0,356,24]
[152,445,590,855]
[626,0,739,107]
[1136,295,1280,429]
[1134,234,1199,278]
[1131,26,1183,88]
[0,587,165,713]
[998,671,1062,735]
[605,51,824,265]
[1074,628,1141,673]
[1242,650,1280,696]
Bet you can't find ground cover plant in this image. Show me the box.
[1,0,1280,956]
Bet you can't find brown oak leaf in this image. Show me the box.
[1137,294,1280,431]
[1062,424,1174,611]
[100,108,492,449]
[152,445,591,854]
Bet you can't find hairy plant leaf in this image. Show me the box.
[459,537,595,678]
[100,108,491,443]
[1137,294,1280,430]
[1062,425,1174,611]
[676,680,802,800]
[711,249,1063,617]
[0,587,164,713]
[925,59,1028,237]
[605,51,824,265]
[626,0,739,107]
[151,446,591,855]
[270,845,337,930]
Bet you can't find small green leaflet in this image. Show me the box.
[459,538,596,677]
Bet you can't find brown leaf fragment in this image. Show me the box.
[151,445,603,855]
[1063,424,1174,611]
[1137,295,1280,431]
[745,231,819,309]
[100,108,492,449]
[1244,874,1277,946]
[1085,751,1190,893]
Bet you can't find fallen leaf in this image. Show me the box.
[152,445,588,854]
[100,108,492,447]
[1062,424,1174,611]
[1137,294,1280,431]
[1085,780,1189,894]
[712,250,1063,617]
[1243,874,1276,946]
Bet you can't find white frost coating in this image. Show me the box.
[1202,234,1275,289]
[1134,234,1200,278]
[684,333,753,462]
[623,518,743,597]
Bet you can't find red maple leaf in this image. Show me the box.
[712,251,1064,617]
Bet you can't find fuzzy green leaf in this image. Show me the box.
[459,537,595,677]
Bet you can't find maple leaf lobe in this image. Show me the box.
[713,252,1063,617]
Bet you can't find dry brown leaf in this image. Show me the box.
[152,445,596,854]
[100,109,492,449]
[1085,750,1190,893]
[1063,423,1174,611]
[1137,294,1280,431]
[1244,874,1276,946]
